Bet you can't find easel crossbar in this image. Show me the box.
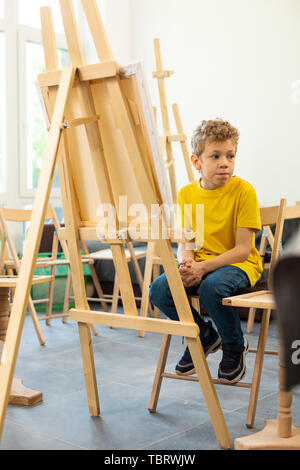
[58,227,192,243]
[69,309,200,338]
[38,60,119,87]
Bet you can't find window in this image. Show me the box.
[19,20,70,197]
[0,0,4,18]
[19,0,69,34]
[23,40,70,191]
[0,31,5,194]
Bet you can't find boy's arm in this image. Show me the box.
[191,227,254,278]
[177,242,202,287]
[177,242,194,264]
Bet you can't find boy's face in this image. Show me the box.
[191,139,236,190]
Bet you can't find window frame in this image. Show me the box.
[0,26,6,202]
[18,25,68,199]
[0,0,108,209]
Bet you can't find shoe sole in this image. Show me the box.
[218,336,249,384]
[175,335,222,376]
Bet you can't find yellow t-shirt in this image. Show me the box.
[177,176,263,287]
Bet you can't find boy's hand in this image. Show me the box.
[190,259,209,279]
[179,258,202,287]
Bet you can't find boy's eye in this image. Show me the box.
[228,155,235,159]
[211,155,219,159]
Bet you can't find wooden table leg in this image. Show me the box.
[0,286,43,406]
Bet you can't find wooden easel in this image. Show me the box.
[153,38,194,203]
[138,39,196,326]
[0,0,231,449]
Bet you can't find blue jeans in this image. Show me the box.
[149,265,250,345]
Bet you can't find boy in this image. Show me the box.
[150,118,263,384]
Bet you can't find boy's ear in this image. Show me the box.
[191,154,201,171]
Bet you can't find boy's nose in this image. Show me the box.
[218,157,229,167]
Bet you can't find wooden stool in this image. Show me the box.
[0,278,42,406]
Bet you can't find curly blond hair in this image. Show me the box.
[191,118,239,157]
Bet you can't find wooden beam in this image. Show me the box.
[166,134,187,143]
[61,115,99,129]
[38,61,119,88]
[70,309,200,338]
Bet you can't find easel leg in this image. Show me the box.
[152,238,231,449]
[138,241,156,338]
[77,322,100,416]
[187,337,232,449]
[0,67,76,440]
[148,334,171,412]
[59,132,100,411]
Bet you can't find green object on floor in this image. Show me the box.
[30,252,90,311]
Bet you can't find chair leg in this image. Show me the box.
[64,268,98,336]
[246,308,271,428]
[138,241,156,338]
[62,269,72,321]
[190,295,200,312]
[111,272,119,313]
[152,263,161,318]
[27,297,46,346]
[89,264,109,312]
[246,307,256,333]
[46,265,56,326]
[148,334,172,412]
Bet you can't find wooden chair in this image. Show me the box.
[0,204,100,340]
[245,224,275,333]
[0,205,64,345]
[47,227,103,336]
[246,201,300,333]
[63,241,151,319]
[151,199,287,429]
[221,199,300,428]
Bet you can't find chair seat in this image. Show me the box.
[222,290,275,310]
[0,275,53,287]
[235,278,268,296]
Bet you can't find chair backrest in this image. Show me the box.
[259,199,300,288]
[260,199,287,275]
[0,224,7,274]
[0,204,63,271]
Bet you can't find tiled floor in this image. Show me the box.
[1,308,300,450]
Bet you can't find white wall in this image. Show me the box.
[79,0,131,65]
[128,0,300,206]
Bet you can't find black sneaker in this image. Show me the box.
[218,336,249,384]
[175,321,222,376]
